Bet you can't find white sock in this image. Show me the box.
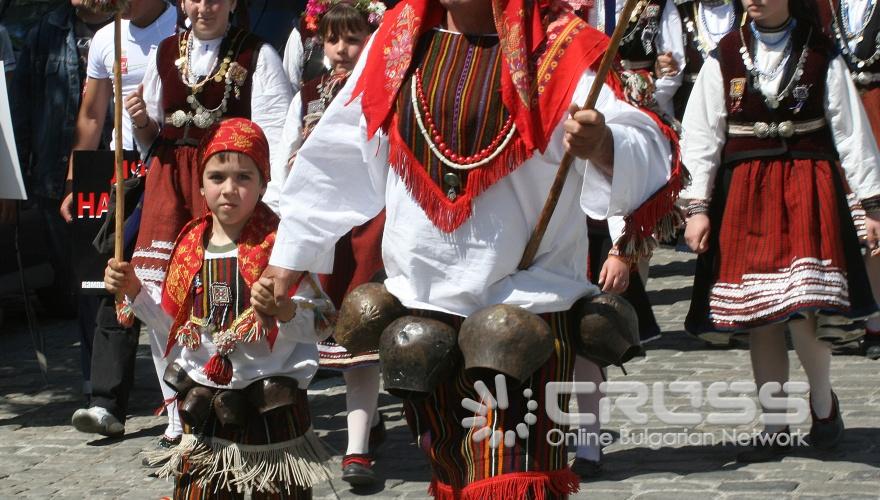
[343,364,380,455]
[574,356,603,461]
[789,317,833,419]
[748,323,789,434]
[148,327,183,438]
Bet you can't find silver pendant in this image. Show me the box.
[171,110,189,128]
[857,72,872,86]
[766,96,780,109]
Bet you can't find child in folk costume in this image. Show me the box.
[281,1,389,487]
[682,0,880,461]
[819,0,880,359]
[105,118,331,498]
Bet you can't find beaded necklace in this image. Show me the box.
[739,24,811,109]
[842,0,878,40]
[410,69,517,170]
[684,1,735,60]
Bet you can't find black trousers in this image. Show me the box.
[89,295,142,421]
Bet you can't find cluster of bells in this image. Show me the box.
[334,283,642,399]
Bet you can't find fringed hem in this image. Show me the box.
[144,427,332,493]
[428,469,580,500]
[386,115,531,233]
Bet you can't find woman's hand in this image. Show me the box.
[684,213,711,254]
[865,212,880,256]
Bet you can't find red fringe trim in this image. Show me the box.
[386,115,530,233]
[203,353,233,385]
[428,468,580,500]
[115,300,135,328]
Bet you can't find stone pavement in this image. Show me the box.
[0,247,878,499]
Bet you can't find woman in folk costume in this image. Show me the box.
[263,0,682,496]
[673,0,746,120]
[124,0,291,295]
[281,1,390,487]
[818,0,880,359]
[682,0,880,461]
[107,118,331,499]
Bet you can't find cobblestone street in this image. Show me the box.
[1,248,878,499]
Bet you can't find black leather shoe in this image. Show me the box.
[571,457,602,480]
[736,428,792,463]
[368,414,387,455]
[341,454,376,486]
[809,391,844,450]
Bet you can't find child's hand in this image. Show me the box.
[684,213,711,254]
[104,258,141,298]
[275,295,297,323]
[252,277,298,324]
[598,255,631,294]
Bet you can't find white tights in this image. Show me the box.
[748,315,832,434]
[343,364,381,455]
[573,356,604,461]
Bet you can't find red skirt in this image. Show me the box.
[686,158,875,337]
[860,87,880,148]
[132,143,207,288]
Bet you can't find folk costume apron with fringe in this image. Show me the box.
[685,22,877,340]
[350,0,684,497]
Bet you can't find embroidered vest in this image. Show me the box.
[718,24,838,164]
[619,0,666,68]
[157,28,260,143]
[190,255,250,331]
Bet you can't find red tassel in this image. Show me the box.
[115,300,135,328]
[428,469,580,500]
[203,353,233,385]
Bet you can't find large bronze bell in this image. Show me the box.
[458,304,554,386]
[575,293,641,367]
[179,386,214,428]
[163,362,196,396]
[379,316,460,399]
[334,283,406,354]
[245,376,299,415]
[213,390,250,430]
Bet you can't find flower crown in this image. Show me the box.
[302,0,386,33]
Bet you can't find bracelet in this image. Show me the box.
[132,117,151,130]
[686,200,710,218]
[861,196,880,213]
[607,246,634,265]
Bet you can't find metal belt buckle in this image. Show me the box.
[777,121,795,138]
[753,121,771,138]
[856,72,874,86]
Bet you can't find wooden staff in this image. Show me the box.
[113,13,124,302]
[517,0,641,270]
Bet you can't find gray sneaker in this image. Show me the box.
[71,407,125,437]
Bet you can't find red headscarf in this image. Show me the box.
[198,117,272,183]
[161,118,280,358]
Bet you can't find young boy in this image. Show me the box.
[104,118,330,498]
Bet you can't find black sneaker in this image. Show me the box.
[571,457,602,480]
[142,435,182,468]
[341,454,377,486]
[809,391,844,450]
[736,427,792,463]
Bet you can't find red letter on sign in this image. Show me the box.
[78,192,95,219]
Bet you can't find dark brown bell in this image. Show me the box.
[163,362,196,396]
[179,386,214,429]
[458,304,554,386]
[335,282,406,354]
[575,293,640,367]
[245,376,299,415]
[213,390,250,430]
[379,316,460,399]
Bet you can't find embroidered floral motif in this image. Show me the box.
[227,61,248,87]
[384,4,419,94]
[496,6,531,107]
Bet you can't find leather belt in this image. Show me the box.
[727,118,827,139]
